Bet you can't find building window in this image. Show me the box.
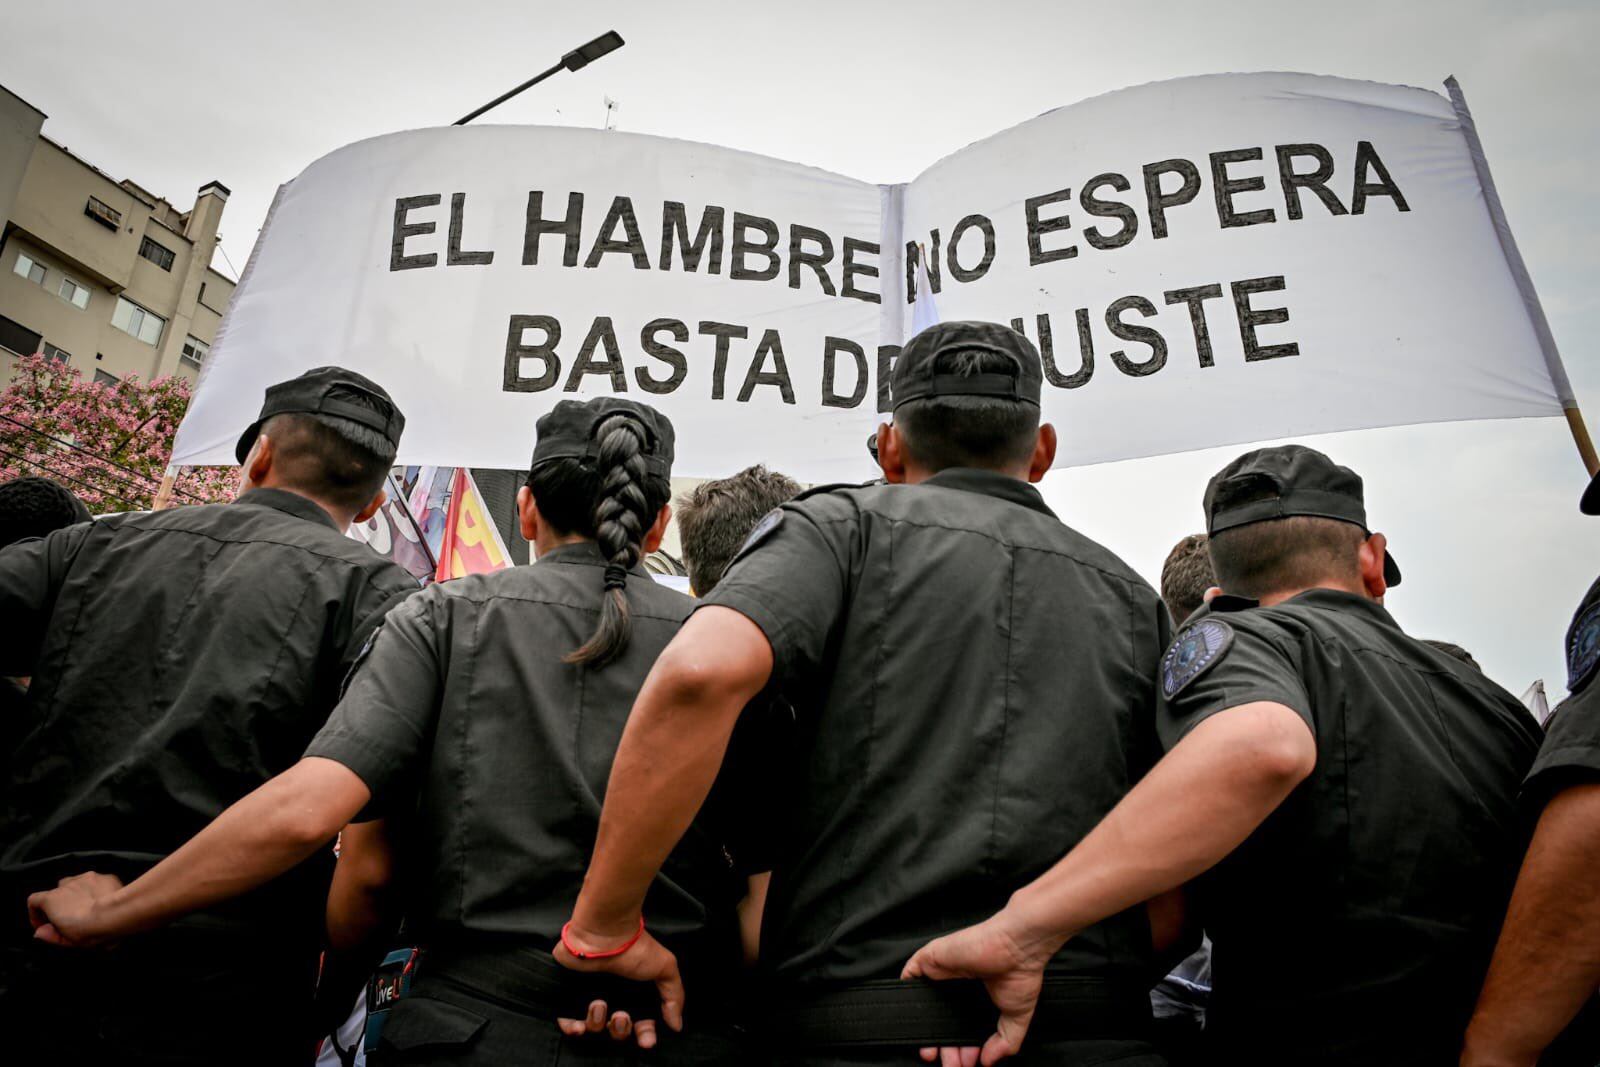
[181,335,209,367]
[42,342,70,364]
[85,196,121,230]
[0,314,42,357]
[57,276,90,309]
[12,252,45,285]
[93,369,120,385]
[138,236,175,271]
[111,296,165,345]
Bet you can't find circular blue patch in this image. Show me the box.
[1568,601,1600,694]
[1163,618,1235,700]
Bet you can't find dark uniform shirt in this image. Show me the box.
[702,467,1171,990]
[1160,589,1542,1066]
[303,543,750,986]
[1526,575,1600,800]
[0,488,417,937]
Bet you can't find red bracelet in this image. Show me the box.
[560,916,645,960]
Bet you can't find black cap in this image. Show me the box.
[1204,444,1402,587]
[1582,469,1600,516]
[891,320,1043,412]
[529,397,675,480]
[235,366,405,463]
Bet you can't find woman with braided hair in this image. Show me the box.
[26,398,760,1065]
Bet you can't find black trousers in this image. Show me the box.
[370,947,746,1066]
[0,917,317,1065]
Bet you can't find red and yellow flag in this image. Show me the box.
[434,468,512,581]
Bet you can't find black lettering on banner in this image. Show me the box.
[841,238,880,304]
[1231,276,1299,361]
[522,191,584,267]
[1275,144,1348,220]
[905,232,942,303]
[1351,141,1410,215]
[1142,159,1202,240]
[564,316,627,391]
[637,318,689,394]
[1210,148,1276,228]
[660,203,725,273]
[1080,173,1138,250]
[739,330,796,404]
[947,215,996,283]
[1107,296,1169,376]
[876,344,901,412]
[446,193,493,266]
[391,194,440,271]
[822,336,868,408]
[1024,188,1077,265]
[503,314,562,392]
[1163,284,1225,367]
[583,196,651,270]
[1010,312,1092,389]
[788,225,837,295]
[730,214,781,281]
[698,321,748,400]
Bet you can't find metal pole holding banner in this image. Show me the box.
[1446,76,1596,476]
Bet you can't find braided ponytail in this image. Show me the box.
[565,414,655,668]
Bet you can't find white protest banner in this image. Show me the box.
[174,72,1574,482]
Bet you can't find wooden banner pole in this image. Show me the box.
[152,463,179,511]
[1567,407,1600,477]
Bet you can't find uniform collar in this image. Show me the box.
[1261,587,1398,628]
[234,487,340,531]
[538,540,651,576]
[920,467,1056,519]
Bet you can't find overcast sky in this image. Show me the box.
[4,0,1596,697]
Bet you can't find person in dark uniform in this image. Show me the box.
[1461,469,1600,1067]
[2,367,414,1064]
[0,476,92,752]
[557,321,1175,1066]
[902,444,1542,1066]
[28,397,753,1065]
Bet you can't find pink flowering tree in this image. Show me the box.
[0,354,234,513]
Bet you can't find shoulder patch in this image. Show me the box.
[1568,600,1600,694]
[1162,618,1235,700]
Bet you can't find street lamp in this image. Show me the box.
[452,30,626,126]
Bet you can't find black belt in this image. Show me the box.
[419,942,719,1024]
[763,976,1152,1048]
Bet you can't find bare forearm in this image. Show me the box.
[1463,784,1600,1067]
[1006,703,1314,952]
[574,681,744,933]
[90,758,370,940]
[572,608,773,939]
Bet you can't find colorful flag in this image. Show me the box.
[434,467,513,581]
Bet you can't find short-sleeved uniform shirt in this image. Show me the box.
[1525,575,1600,801]
[0,489,417,939]
[304,543,751,990]
[1159,589,1542,1066]
[702,467,1171,991]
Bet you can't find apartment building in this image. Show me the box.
[0,83,235,388]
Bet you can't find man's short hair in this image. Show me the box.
[0,476,91,548]
[677,465,801,595]
[260,386,396,513]
[894,348,1040,473]
[1208,515,1366,601]
[1160,533,1214,624]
